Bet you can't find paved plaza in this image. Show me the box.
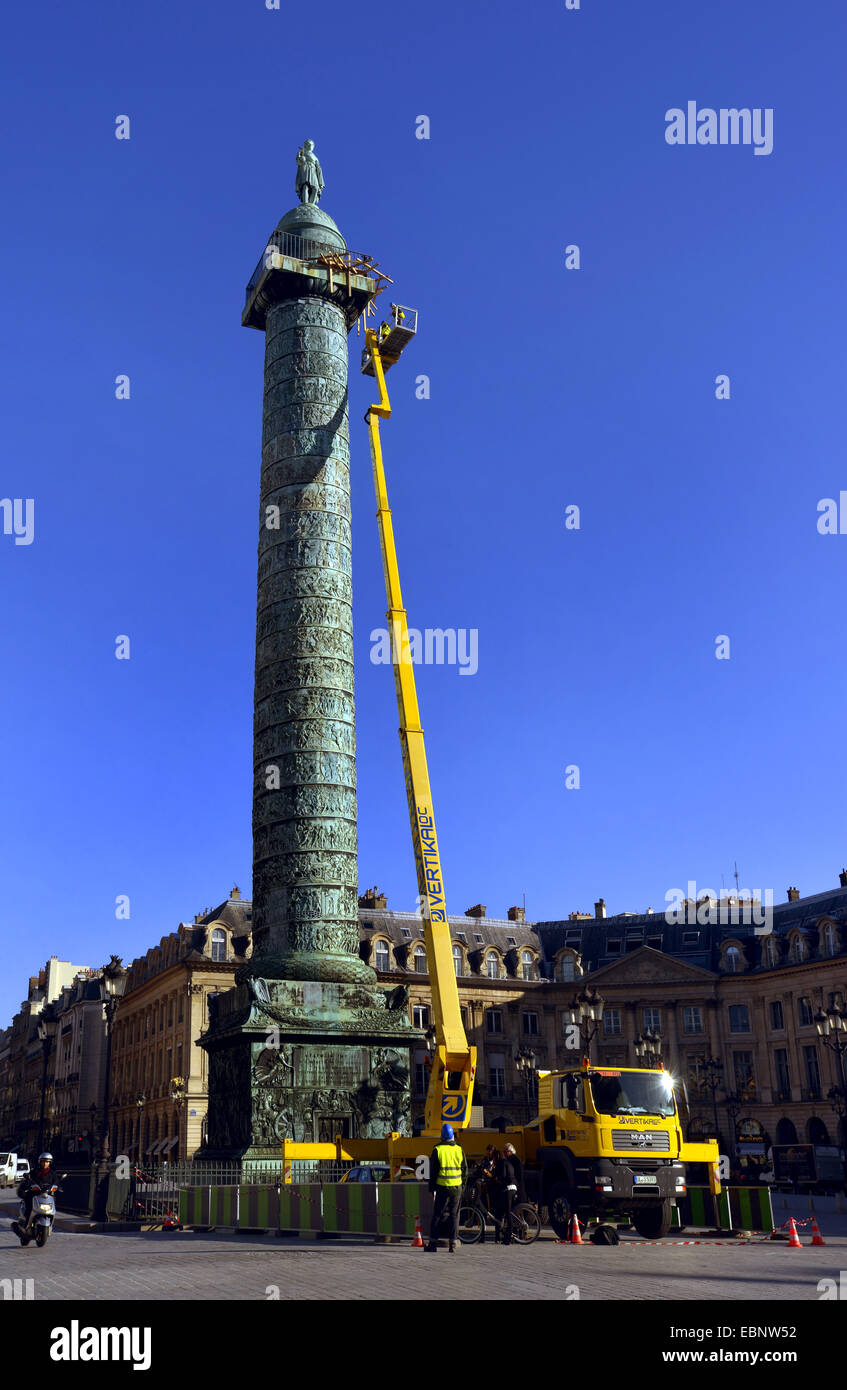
[0,1220,844,1302]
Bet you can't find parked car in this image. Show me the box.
[340,1164,419,1183]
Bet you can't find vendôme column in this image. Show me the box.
[200,144,417,1159]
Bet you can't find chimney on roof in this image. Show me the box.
[358,886,387,910]
[787,886,800,902]
[466,904,486,918]
[507,906,525,923]
[840,869,847,888]
[595,898,606,919]
[231,886,241,899]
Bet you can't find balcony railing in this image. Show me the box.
[246,230,345,298]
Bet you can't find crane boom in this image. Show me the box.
[362,312,476,1135]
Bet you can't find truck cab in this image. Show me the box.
[523,1064,716,1239]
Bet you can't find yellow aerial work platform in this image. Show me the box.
[361,305,418,375]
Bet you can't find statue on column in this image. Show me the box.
[296,140,324,204]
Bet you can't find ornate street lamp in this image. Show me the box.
[692,1055,724,1146]
[135,1091,146,1165]
[93,956,128,1221]
[569,986,604,1057]
[514,1045,537,1119]
[169,1077,186,1163]
[815,1005,847,1095]
[634,1030,663,1069]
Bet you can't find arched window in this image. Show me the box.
[792,935,807,963]
[724,946,741,973]
[413,945,427,973]
[560,953,576,982]
[486,952,500,980]
[762,935,778,968]
[452,944,463,977]
[211,928,226,962]
[775,1117,798,1145]
[823,923,837,957]
[521,950,534,982]
[375,940,390,972]
[808,1116,830,1145]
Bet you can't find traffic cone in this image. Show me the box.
[412,1217,424,1248]
[570,1213,584,1245]
[811,1218,825,1247]
[787,1218,802,1248]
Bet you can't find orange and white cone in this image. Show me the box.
[570,1213,585,1245]
[811,1218,825,1247]
[787,1218,803,1248]
[412,1217,424,1248]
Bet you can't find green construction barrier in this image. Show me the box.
[209,1185,238,1227]
[237,1185,278,1230]
[375,1182,432,1236]
[180,1186,211,1227]
[677,1186,773,1232]
[279,1184,323,1232]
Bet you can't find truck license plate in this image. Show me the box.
[634,1176,658,1185]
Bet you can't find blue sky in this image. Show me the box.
[1,0,845,1020]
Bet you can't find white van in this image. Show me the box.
[0,1154,30,1188]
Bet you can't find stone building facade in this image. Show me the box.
[108,892,252,1162]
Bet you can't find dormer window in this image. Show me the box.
[211,928,227,963]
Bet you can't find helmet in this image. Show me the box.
[503,1143,516,1156]
[441,1123,455,1142]
[37,1153,53,1165]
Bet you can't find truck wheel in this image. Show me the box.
[632,1201,672,1239]
[548,1183,574,1240]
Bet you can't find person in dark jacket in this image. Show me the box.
[494,1145,521,1246]
[425,1123,468,1253]
[16,1152,53,1233]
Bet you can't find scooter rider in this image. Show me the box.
[17,1152,54,1231]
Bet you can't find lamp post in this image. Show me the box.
[693,1055,724,1146]
[566,986,604,1060]
[815,1004,847,1094]
[169,1076,186,1162]
[514,1045,537,1120]
[135,1091,146,1166]
[723,1090,743,1164]
[93,956,128,1222]
[36,1011,57,1155]
[634,1030,663,1069]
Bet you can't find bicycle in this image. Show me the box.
[458,1195,541,1245]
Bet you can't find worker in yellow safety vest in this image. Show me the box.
[425,1123,468,1253]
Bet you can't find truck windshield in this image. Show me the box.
[589,1071,675,1118]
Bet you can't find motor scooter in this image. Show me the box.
[12,1173,66,1247]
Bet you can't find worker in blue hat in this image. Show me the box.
[425,1122,468,1253]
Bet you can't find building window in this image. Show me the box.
[413,945,427,973]
[647,936,662,950]
[487,1009,503,1034]
[603,1008,622,1036]
[375,940,390,972]
[729,1005,750,1034]
[523,1012,539,1037]
[210,928,226,962]
[456,931,467,943]
[687,1055,706,1099]
[489,1063,506,1099]
[682,931,699,945]
[521,951,534,982]
[798,997,814,1027]
[642,1008,661,1033]
[412,1004,430,1030]
[473,933,483,944]
[560,953,576,982]
[401,927,412,939]
[682,1007,702,1034]
[791,936,807,963]
[452,944,463,977]
[507,936,517,946]
[774,1049,790,1098]
[769,1000,784,1031]
[414,1060,427,1096]
[486,953,500,980]
[733,1051,756,1100]
[823,923,837,957]
[762,935,778,968]
[724,946,742,973]
[803,1046,821,1096]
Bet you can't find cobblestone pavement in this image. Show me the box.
[1,1223,844,1301]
